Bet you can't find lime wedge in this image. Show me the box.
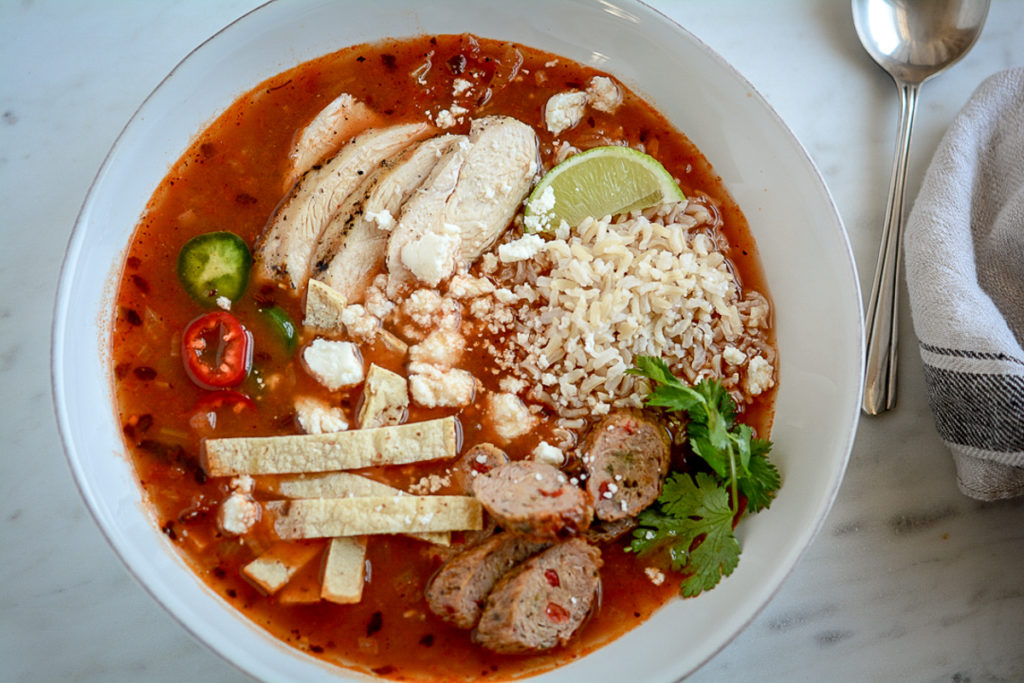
[523,146,685,233]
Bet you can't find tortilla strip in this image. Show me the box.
[304,278,348,335]
[202,416,458,477]
[241,541,323,595]
[357,364,408,429]
[268,495,483,540]
[265,472,449,546]
[276,558,324,605]
[378,328,409,355]
[320,536,368,604]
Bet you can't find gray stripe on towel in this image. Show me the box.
[922,364,1024,453]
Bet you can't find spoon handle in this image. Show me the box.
[863,80,919,415]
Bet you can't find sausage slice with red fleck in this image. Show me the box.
[472,538,602,653]
[471,460,593,539]
[425,531,550,629]
[582,409,671,521]
[449,442,509,495]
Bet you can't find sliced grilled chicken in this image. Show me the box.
[284,93,382,190]
[254,122,433,291]
[386,138,474,296]
[447,116,539,261]
[310,135,465,302]
[385,117,538,295]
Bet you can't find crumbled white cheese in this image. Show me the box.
[400,230,460,286]
[230,475,254,494]
[745,355,775,396]
[409,472,451,495]
[449,103,468,117]
[447,273,496,299]
[409,329,465,368]
[303,339,364,391]
[523,185,557,233]
[480,253,499,274]
[294,395,349,434]
[435,109,457,129]
[722,345,747,366]
[528,184,557,215]
[498,234,545,263]
[404,289,443,319]
[488,392,537,442]
[217,491,260,535]
[498,376,527,394]
[340,304,380,341]
[531,441,565,467]
[644,567,666,586]
[215,296,232,311]
[544,90,587,134]
[363,283,395,319]
[408,363,475,408]
[366,208,395,231]
[586,76,623,113]
[402,289,462,332]
[452,78,472,96]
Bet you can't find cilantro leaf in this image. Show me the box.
[739,447,779,513]
[628,472,740,597]
[627,356,683,388]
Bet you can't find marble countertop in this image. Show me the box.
[2,1,1022,680]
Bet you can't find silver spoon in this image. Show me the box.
[853,0,989,415]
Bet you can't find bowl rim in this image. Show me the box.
[51,0,864,680]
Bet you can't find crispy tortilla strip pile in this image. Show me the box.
[219,420,473,605]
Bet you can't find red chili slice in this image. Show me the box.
[181,311,253,390]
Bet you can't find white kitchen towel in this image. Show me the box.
[905,67,1024,501]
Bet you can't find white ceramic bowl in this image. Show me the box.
[52,1,863,680]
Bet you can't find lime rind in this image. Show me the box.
[523,146,685,234]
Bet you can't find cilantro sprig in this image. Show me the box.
[625,356,781,596]
[627,356,779,514]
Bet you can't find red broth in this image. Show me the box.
[111,34,775,680]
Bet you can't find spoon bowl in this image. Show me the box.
[854,0,991,84]
[853,0,989,415]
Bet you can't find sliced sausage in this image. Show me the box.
[582,409,670,521]
[472,460,593,540]
[425,531,549,629]
[449,442,509,496]
[472,538,602,653]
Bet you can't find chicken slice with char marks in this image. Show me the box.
[254,122,433,291]
[311,135,465,302]
[284,93,383,190]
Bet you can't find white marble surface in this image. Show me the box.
[2,0,1023,680]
